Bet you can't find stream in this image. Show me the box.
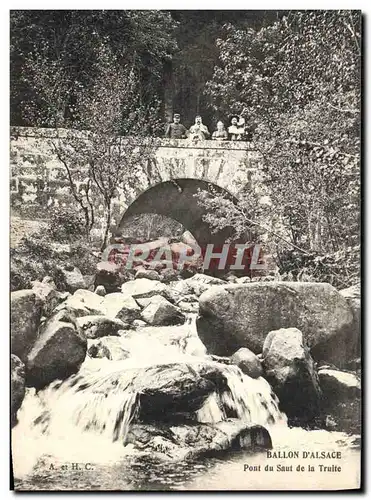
[12,315,361,491]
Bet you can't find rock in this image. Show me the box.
[126,421,271,461]
[262,327,321,421]
[230,347,263,379]
[27,320,87,389]
[94,261,124,294]
[345,358,361,371]
[48,309,78,329]
[94,285,106,296]
[172,280,194,296]
[132,319,147,328]
[121,278,169,300]
[135,297,152,308]
[32,280,66,317]
[42,276,55,285]
[103,293,141,323]
[236,276,251,284]
[71,361,228,421]
[180,230,198,246]
[160,268,179,283]
[339,284,360,356]
[184,273,226,297]
[318,369,361,400]
[87,337,130,361]
[177,299,199,313]
[83,274,95,290]
[61,266,86,293]
[11,290,42,362]
[197,282,355,366]
[135,268,160,281]
[339,283,360,300]
[141,296,186,326]
[76,316,128,339]
[11,355,25,427]
[74,289,105,310]
[209,354,232,365]
[54,289,105,317]
[136,362,228,419]
[225,274,238,283]
[318,368,361,434]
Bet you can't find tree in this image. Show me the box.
[200,11,361,286]
[22,40,161,250]
[10,10,178,127]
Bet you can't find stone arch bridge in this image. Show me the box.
[10,127,263,247]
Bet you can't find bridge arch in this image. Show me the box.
[118,178,240,247]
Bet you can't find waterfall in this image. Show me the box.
[196,365,286,427]
[12,315,287,480]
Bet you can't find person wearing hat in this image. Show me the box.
[165,113,188,139]
[228,115,245,141]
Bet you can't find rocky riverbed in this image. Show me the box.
[11,267,361,490]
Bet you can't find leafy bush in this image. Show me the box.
[10,231,99,292]
[47,206,86,242]
[275,246,360,289]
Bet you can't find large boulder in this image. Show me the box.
[230,347,263,379]
[126,421,272,461]
[318,368,361,400]
[318,368,361,434]
[141,295,186,326]
[11,355,25,427]
[11,290,42,362]
[26,320,87,389]
[136,362,227,420]
[76,315,128,339]
[197,282,355,366]
[102,293,141,323]
[87,337,130,361]
[70,361,228,421]
[262,328,321,422]
[121,278,169,300]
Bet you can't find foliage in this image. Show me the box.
[10,10,177,128]
[10,230,99,292]
[47,206,86,243]
[199,11,361,285]
[120,213,184,242]
[21,40,161,249]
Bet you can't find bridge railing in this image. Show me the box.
[10,126,255,151]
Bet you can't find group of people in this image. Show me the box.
[165,114,249,142]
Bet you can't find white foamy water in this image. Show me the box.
[12,316,361,490]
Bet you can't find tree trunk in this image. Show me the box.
[101,201,112,252]
[163,61,173,123]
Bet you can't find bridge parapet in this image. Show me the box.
[10,127,263,232]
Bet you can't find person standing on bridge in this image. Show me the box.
[189,115,210,142]
[212,121,228,141]
[165,113,188,139]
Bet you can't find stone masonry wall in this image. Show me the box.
[10,127,264,240]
